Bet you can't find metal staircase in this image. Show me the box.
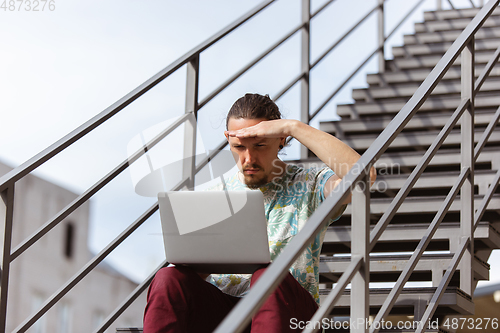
[1,1,500,333]
[313,4,500,332]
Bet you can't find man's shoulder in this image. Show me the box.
[284,163,333,182]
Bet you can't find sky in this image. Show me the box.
[1,0,498,292]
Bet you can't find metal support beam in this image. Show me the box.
[300,0,310,159]
[460,38,474,296]
[0,186,14,333]
[184,55,199,190]
[351,173,370,333]
[378,0,385,73]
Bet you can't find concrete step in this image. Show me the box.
[374,169,498,196]
[415,14,500,33]
[392,38,500,59]
[336,94,500,118]
[289,147,500,174]
[423,7,500,22]
[322,222,500,254]
[403,26,500,45]
[376,147,500,170]
[320,109,498,136]
[340,194,500,217]
[318,287,473,316]
[366,64,500,86]
[341,128,500,152]
[319,253,489,284]
[387,49,498,72]
[353,76,500,101]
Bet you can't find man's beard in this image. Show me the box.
[241,164,268,189]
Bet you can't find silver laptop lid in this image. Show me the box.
[158,190,270,273]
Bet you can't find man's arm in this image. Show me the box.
[225,119,376,203]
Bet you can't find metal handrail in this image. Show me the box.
[310,0,427,121]
[0,0,496,331]
[97,259,169,333]
[303,255,363,333]
[10,112,192,261]
[369,98,470,250]
[370,167,470,333]
[310,4,379,70]
[474,168,500,229]
[415,237,470,333]
[0,0,275,194]
[215,0,500,332]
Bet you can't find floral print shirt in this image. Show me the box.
[209,164,346,305]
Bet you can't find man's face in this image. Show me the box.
[226,117,283,189]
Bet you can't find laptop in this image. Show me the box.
[158,190,271,273]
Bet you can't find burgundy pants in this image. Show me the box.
[143,266,318,332]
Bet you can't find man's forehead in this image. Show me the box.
[228,136,272,145]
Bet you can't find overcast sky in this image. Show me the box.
[2,0,498,290]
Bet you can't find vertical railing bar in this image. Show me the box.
[415,237,469,333]
[300,0,310,159]
[460,37,474,296]
[11,112,191,261]
[474,105,500,161]
[302,256,363,333]
[369,99,469,250]
[378,0,385,73]
[12,203,159,333]
[351,174,370,333]
[94,260,169,333]
[0,186,15,333]
[437,0,442,10]
[370,167,469,333]
[183,55,199,190]
[474,168,500,230]
[474,44,500,96]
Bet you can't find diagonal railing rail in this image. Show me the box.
[0,0,497,332]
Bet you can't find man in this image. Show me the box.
[143,93,375,332]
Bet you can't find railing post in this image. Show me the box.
[300,0,310,160]
[436,0,442,10]
[184,54,200,190]
[351,173,370,333]
[378,0,385,73]
[460,37,474,296]
[0,186,15,333]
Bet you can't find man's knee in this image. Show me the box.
[153,266,197,285]
[148,265,203,300]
